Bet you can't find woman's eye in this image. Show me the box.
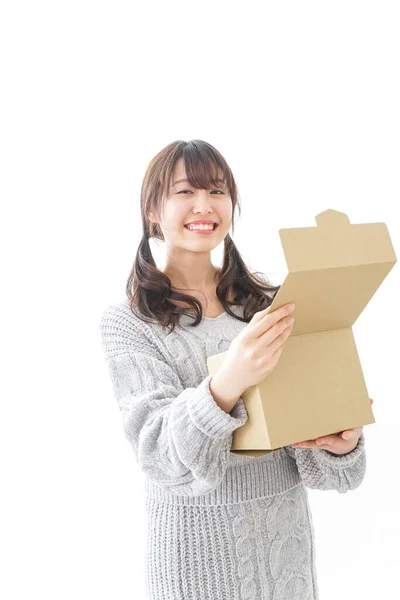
[177,189,224,195]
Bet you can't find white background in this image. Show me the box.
[1,1,399,598]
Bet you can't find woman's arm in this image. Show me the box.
[283,433,366,493]
[99,305,248,497]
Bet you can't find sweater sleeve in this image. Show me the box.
[99,304,248,497]
[283,432,367,494]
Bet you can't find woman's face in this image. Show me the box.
[150,158,233,250]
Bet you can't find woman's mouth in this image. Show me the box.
[184,223,219,234]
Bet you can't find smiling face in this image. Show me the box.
[149,157,233,251]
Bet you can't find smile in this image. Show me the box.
[184,223,219,233]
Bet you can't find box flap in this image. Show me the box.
[269,209,397,333]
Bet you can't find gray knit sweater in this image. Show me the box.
[99,298,366,600]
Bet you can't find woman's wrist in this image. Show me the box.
[209,372,242,414]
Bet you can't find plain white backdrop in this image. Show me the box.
[1,1,399,598]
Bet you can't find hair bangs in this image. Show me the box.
[183,151,227,191]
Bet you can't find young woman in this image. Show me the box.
[99,139,368,600]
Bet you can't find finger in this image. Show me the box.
[293,439,331,449]
[292,426,363,448]
[292,439,319,447]
[295,438,360,453]
[292,434,340,447]
[370,398,374,405]
[341,427,362,440]
[251,305,272,321]
[315,434,341,446]
[311,431,360,446]
[250,303,294,337]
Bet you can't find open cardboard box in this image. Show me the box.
[207,209,397,457]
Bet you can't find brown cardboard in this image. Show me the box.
[207,209,397,457]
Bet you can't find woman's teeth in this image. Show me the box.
[185,224,215,231]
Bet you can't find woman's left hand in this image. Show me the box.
[291,398,374,455]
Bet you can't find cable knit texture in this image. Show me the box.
[99,298,367,600]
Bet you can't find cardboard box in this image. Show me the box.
[207,209,397,457]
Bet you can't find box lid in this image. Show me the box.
[269,209,397,333]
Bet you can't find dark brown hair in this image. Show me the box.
[126,139,281,333]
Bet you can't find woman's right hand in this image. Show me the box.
[213,302,296,403]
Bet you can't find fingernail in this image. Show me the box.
[316,439,323,445]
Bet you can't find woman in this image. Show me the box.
[99,139,368,600]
